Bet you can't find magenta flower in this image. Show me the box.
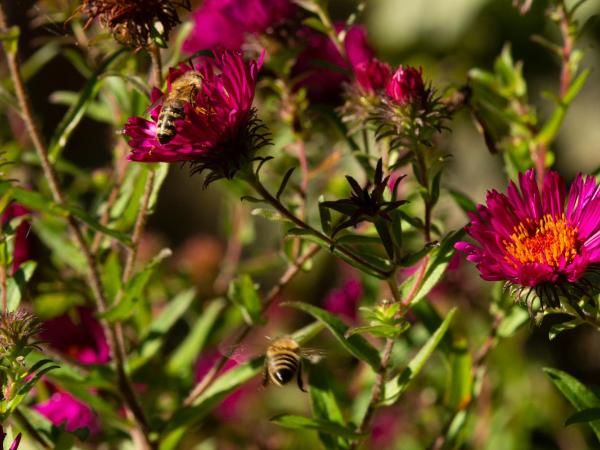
[183,0,294,52]
[39,307,110,365]
[292,24,373,102]
[0,425,21,450]
[386,65,426,106]
[1,203,31,273]
[34,390,100,435]
[354,58,392,95]
[124,50,268,185]
[324,278,363,322]
[456,170,600,297]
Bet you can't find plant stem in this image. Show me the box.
[246,175,391,279]
[0,262,7,315]
[13,408,51,449]
[0,6,153,449]
[184,243,321,406]
[350,275,402,449]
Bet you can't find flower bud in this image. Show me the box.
[386,66,426,106]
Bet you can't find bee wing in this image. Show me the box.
[300,347,326,364]
[217,342,250,363]
[145,92,165,116]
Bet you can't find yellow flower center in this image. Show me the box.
[504,214,578,268]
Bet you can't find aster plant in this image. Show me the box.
[1,0,600,449]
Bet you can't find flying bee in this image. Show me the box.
[263,336,325,392]
[155,70,203,144]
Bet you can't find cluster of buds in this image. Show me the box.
[77,0,191,48]
[340,59,451,153]
[0,310,42,358]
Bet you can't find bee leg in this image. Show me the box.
[297,361,307,393]
[262,359,269,388]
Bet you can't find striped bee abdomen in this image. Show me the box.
[268,349,300,386]
[156,102,184,144]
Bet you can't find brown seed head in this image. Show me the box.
[78,0,191,49]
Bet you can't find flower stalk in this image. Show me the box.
[0,5,153,448]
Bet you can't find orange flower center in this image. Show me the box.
[504,214,578,268]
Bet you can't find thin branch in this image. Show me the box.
[184,243,320,406]
[247,175,391,279]
[350,275,401,449]
[0,6,153,449]
[0,262,7,315]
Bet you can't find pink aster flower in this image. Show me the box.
[124,50,269,185]
[324,278,363,323]
[0,425,21,450]
[386,65,426,106]
[183,0,294,52]
[1,203,31,274]
[354,58,392,95]
[456,170,600,304]
[39,307,110,365]
[34,390,100,435]
[292,24,373,103]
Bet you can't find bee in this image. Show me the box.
[156,70,203,144]
[263,336,325,392]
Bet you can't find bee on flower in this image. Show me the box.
[123,50,270,186]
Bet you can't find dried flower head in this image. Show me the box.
[78,0,191,48]
[125,50,269,186]
[0,310,42,356]
[456,170,600,311]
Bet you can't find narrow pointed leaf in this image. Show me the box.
[283,301,380,369]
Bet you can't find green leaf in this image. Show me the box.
[283,301,381,369]
[6,261,36,312]
[166,298,226,376]
[228,274,265,325]
[0,182,131,245]
[537,69,589,146]
[345,323,409,339]
[308,364,349,450]
[382,308,456,406]
[318,196,332,234]
[48,48,127,162]
[0,26,19,55]
[544,367,600,440]
[449,189,477,214]
[565,408,600,426]
[251,207,286,222]
[402,230,464,305]
[270,414,363,438]
[101,248,172,322]
[276,167,296,200]
[497,306,529,338]
[129,288,196,371]
[445,338,473,411]
[548,319,580,340]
